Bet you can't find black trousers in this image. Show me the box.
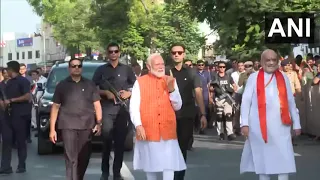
[1,113,28,169]
[61,129,92,180]
[26,114,31,140]
[101,107,129,176]
[174,117,194,180]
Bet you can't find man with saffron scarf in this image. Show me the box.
[240,49,301,180]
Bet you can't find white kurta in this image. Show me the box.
[240,71,301,175]
[129,80,187,172]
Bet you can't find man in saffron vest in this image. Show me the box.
[240,49,301,180]
[130,53,186,180]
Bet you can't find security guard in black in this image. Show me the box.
[0,61,31,174]
[50,58,102,180]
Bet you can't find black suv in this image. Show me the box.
[36,61,134,155]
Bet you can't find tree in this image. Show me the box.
[27,0,102,55]
[187,0,320,60]
[90,0,205,61]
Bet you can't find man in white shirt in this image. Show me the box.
[231,61,245,134]
[30,70,47,129]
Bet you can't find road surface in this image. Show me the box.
[1,130,320,180]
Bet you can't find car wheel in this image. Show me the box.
[124,128,134,151]
[37,133,54,155]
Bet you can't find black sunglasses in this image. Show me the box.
[198,64,204,66]
[70,64,82,68]
[245,65,253,68]
[108,50,119,54]
[218,66,226,68]
[171,51,184,55]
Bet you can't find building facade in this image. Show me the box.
[0,22,66,68]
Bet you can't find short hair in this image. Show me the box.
[20,63,26,67]
[68,58,83,67]
[314,55,320,61]
[197,60,205,64]
[7,61,20,73]
[217,61,226,66]
[30,70,39,75]
[146,53,162,65]
[170,43,186,52]
[106,42,120,51]
[307,53,313,60]
[36,67,42,71]
[184,59,192,63]
[2,68,7,74]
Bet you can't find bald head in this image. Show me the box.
[260,49,279,73]
[261,49,278,60]
[146,53,165,77]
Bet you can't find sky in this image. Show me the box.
[0,0,41,35]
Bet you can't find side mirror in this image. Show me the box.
[37,83,44,91]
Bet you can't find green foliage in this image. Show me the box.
[28,0,204,60]
[187,0,320,59]
[27,0,103,54]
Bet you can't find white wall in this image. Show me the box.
[2,36,42,67]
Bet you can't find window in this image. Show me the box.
[28,51,32,59]
[36,50,40,58]
[22,52,25,59]
[16,52,19,60]
[8,53,12,60]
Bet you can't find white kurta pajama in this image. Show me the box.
[129,81,187,174]
[240,71,301,175]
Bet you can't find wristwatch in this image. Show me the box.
[169,89,175,93]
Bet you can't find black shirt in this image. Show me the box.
[170,65,201,118]
[52,76,101,130]
[4,75,31,116]
[92,62,136,114]
[211,73,234,96]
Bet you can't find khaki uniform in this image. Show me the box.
[215,98,233,135]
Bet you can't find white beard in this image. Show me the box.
[150,68,165,78]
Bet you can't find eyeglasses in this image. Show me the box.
[245,65,253,68]
[198,64,204,66]
[70,64,82,68]
[185,64,192,67]
[171,51,184,55]
[218,66,226,68]
[108,50,119,54]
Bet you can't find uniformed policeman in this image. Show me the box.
[92,42,136,180]
[0,61,31,174]
[211,61,237,141]
[49,58,103,180]
[169,43,207,180]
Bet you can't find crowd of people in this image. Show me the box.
[0,42,308,180]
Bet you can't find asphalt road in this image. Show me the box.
[1,130,320,180]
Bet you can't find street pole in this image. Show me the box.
[43,30,46,71]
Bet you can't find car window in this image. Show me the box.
[46,66,99,93]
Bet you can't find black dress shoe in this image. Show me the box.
[113,174,124,180]
[16,168,26,173]
[0,168,13,174]
[219,133,225,140]
[228,134,236,141]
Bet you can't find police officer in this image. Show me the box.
[211,61,237,141]
[49,58,102,180]
[0,61,31,174]
[169,43,207,180]
[92,42,136,180]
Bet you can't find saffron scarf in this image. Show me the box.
[257,69,292,143]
